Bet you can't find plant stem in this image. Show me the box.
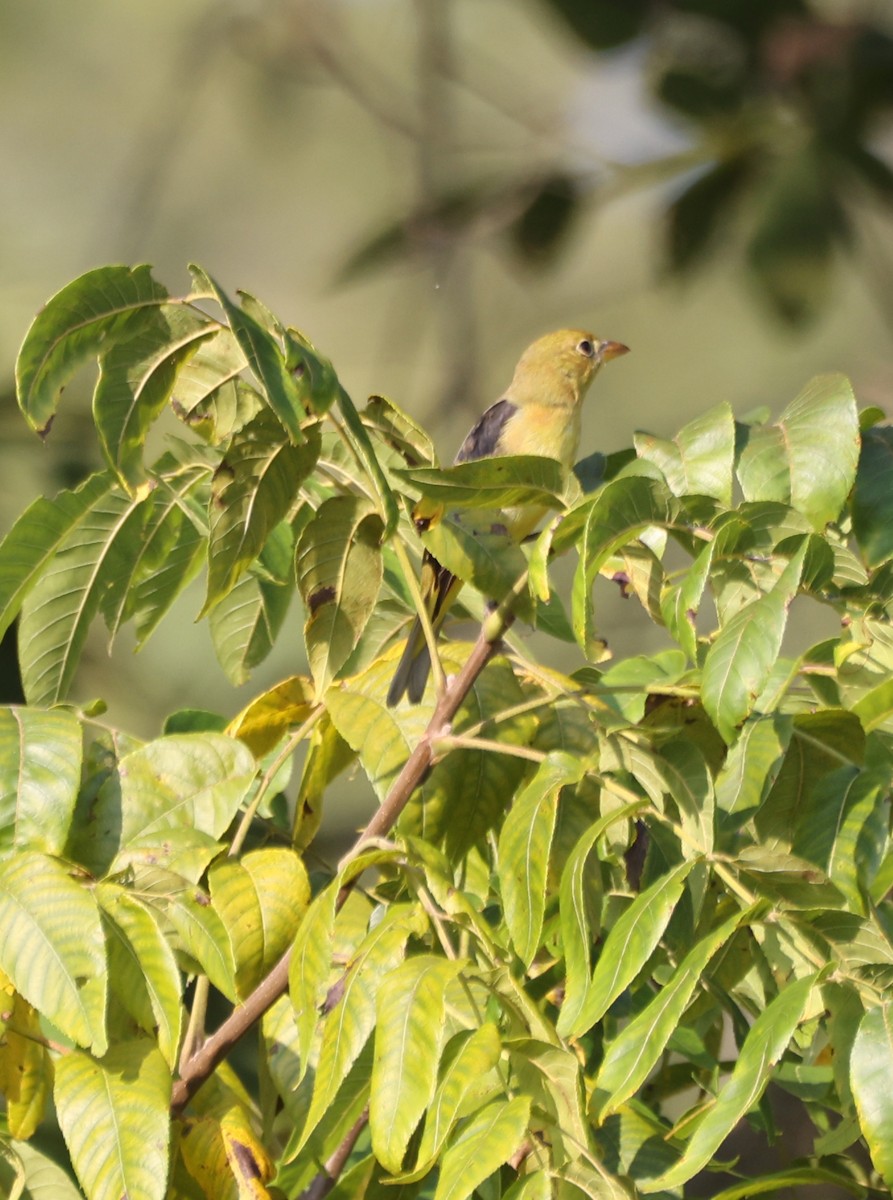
[297,1108,369,1200]
[433,733,546,763]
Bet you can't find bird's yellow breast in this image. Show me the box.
[500,402,583,467]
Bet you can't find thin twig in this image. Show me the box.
[433,733,546,763]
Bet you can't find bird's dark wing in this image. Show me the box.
[455,398,517,463]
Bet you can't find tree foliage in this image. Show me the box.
[0,264,892,1198]
[344,1,893,328]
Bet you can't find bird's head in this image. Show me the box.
[510,328,629,407]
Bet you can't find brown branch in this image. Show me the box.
[170,613,512,1113]
[298,1108,369,1200]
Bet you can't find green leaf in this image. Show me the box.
[558,1155,636,1200]
[295,709,355,850]
[500,1170,552,1200]
[0,851,107,1052]
[96,883,183,1067]
[497,752,583,967]
[297,1032,374,1184]
[594,1106,679,1189]
[204,415,319,611]
[851,1002,893,1189]
[570,476,671,659]
[714,714,792,825]
[289,881,339,1076]
[226,673,316,757]
[642,972,821,1192]
[702,540,807,742]
[0,473,114,644]
[195,268,306,444]
[596,648,667,714]
[209,847,310,997]
[559,860,695,1038]
[414,1024,502,1171]
[162,884,237,1000]
[6,1139,83,1200]
[363,394,436,467]
[105,459,209,645]
[558,802,646,1035]
[0,707,82,857]
[94,306,213,493]
[326,651,440,803]
[398,455,566,510]
[433,1096,530,1200]
[209,519,294,685]
[852,426,893,567]
[16,265,168,436]
[635,403,735,505]
[369,955,463,1174]
[283,325,344,417]
[54,1039,170,1200]
[262,995,312,1132]
[736,847,847,912]
[169,325,261,442]
[334,383,400,536]
[298,904,426,1155]
[17,477,147,704]
[660,534,718,662]
[508,1038,588,1166]
[592,906,754,1119]
[420,515,531,621]
[755,709,865,845]
[0,1142,24,1200]
[851,676,893,733]
[296,496,384,695]
[814,911,893,976]
[96,732,256,872]
[0,989,51,1140]
[737,375,860,529]
[708,1166,867,1200]
[655,738,714,854]
[793,766,888,910]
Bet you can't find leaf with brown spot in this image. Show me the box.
[295,495,384,696]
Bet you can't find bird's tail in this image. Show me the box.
[386,616,431,706]
[387,554,462,706]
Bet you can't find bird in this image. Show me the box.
[386,329,629,707]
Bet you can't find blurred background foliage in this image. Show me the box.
[4,0,893,736]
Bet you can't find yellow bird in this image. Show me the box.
[387,329,629,706]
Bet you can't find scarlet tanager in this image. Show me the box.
[387,328,629,707]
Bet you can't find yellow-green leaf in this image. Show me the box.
[0,851,106,1052]
[851,1002,893,1189]
[54,1039,171,1200]
[433,1096,530,1200]
[0,706,82,857]
[210,847,310,997]
[497,752,583,967]
[296,495,384,696]
[370,956,464,1174]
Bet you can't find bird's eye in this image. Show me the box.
[576,339,595,357]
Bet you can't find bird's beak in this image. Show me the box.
[597,340,630,362]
